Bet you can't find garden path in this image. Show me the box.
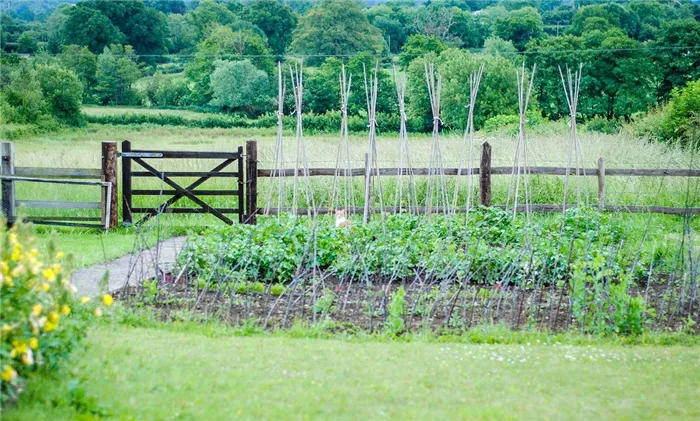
[70,236,187,297]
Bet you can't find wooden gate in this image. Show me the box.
[121,141,244,225]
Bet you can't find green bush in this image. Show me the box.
[482,111,546,134]
[584,116,622,134]
[0,223,110,404]
[659,80,700,146]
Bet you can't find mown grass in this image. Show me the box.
[4,322,699,420]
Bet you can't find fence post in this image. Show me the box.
[101,142,118,229]
[479,142,492,207]
[121,140,132,226]
[245,140,257,225]
[1,142,16,225]
[597,157,605,211]
[363,152,371,224]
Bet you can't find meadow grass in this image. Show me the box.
[4,322,699,420]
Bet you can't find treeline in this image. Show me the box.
[1,0,699,139]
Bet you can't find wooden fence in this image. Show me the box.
[245,140,700,223]
[1,142,118,229]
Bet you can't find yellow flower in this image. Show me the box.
[80,297,91,304]
[12,340,28,354]
[1,324,13,335]
[1,365,17,382]
[94,308,103,317]
[0,261,9,275]
[11,244,22,260]
[48,311,60,323]
[52,263,62,274]
[2,275,13,287]
[28,337,39,350]
[21,349,34,366]
[44,320,58,332]
[55,252,65,259]
[29,247,38,258]
[41,283,51,292]
[102,294,114,307]
[32,304,43,317]
[43,268,57,283]
[8,233,17,244]
[61,305,71,315]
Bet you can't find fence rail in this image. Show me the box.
[247,141,700,221]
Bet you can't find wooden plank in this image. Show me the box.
[604,168,700,177]
[131,189,239,196]
[15,167,102,179]
[480,142,491,207]
[102,142,118,229]
[131,208,240,214]
[122,140,133,225]
[245,141,257,224]
[16,200,102,209]
[26,220,106,229]
[129,150,241,159]
[0,176,108,186]
[26,216,102,222]
[131,171,239,177]
[1,142,16,224]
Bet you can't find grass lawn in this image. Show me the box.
[5,324,700,420]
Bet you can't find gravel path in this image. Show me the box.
[70,236,188,297]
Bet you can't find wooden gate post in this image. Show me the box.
[121,140,133,226]
[1,142,16,225]
[101,142,118,229]
[479,142,492,207]
[245,140,257,225]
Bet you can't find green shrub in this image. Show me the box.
[0,223,109,404]
[659,80,700,146]
[584,116,621,134]
[482,111,546,134]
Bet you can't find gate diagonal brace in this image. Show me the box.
[133,158,234,225]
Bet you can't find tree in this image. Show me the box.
[36,64,84,126]
[95,45,142,105]
[185,26,274,105]
[241,0,298,56]
[88,0,169,60]
[185,0,238,41]
[494,7,544,51]
[568,5,619,36]
[59,45,98,101]
[17,31,38,54]
[145,1,188,15]
[45,5,70,53]
[653,20,700,100]
[290,0,384,66]
[407,48,518,131]
[60,4,123,53]
[398,35,446,69]
[482,36,517,59]
[167,13,199,53]
[0,63,46,124]
[366,5,414,54]
[209,60,271,115]
[413,5,463,44]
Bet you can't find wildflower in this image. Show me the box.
[32,304,43,317]
[2,274,13,287]
[48,311,60,324]
[1,324,13,335]
[0,261,9,275]
[43,268,57,283]
[8,233,17,244]
[61,305,71,315]
[41,283,50,292]
[102,294,114,307]
[44,320,58,332]
[80,297,91,304]
[94,308,103,317]
[1,365,17,382]
[12,340,28,355]
[29,247,38,258]
[52,263,62,273]
[55,252,65,259]
[29,337,38,350]
[21,349,34,366]
[11,244,22,260]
